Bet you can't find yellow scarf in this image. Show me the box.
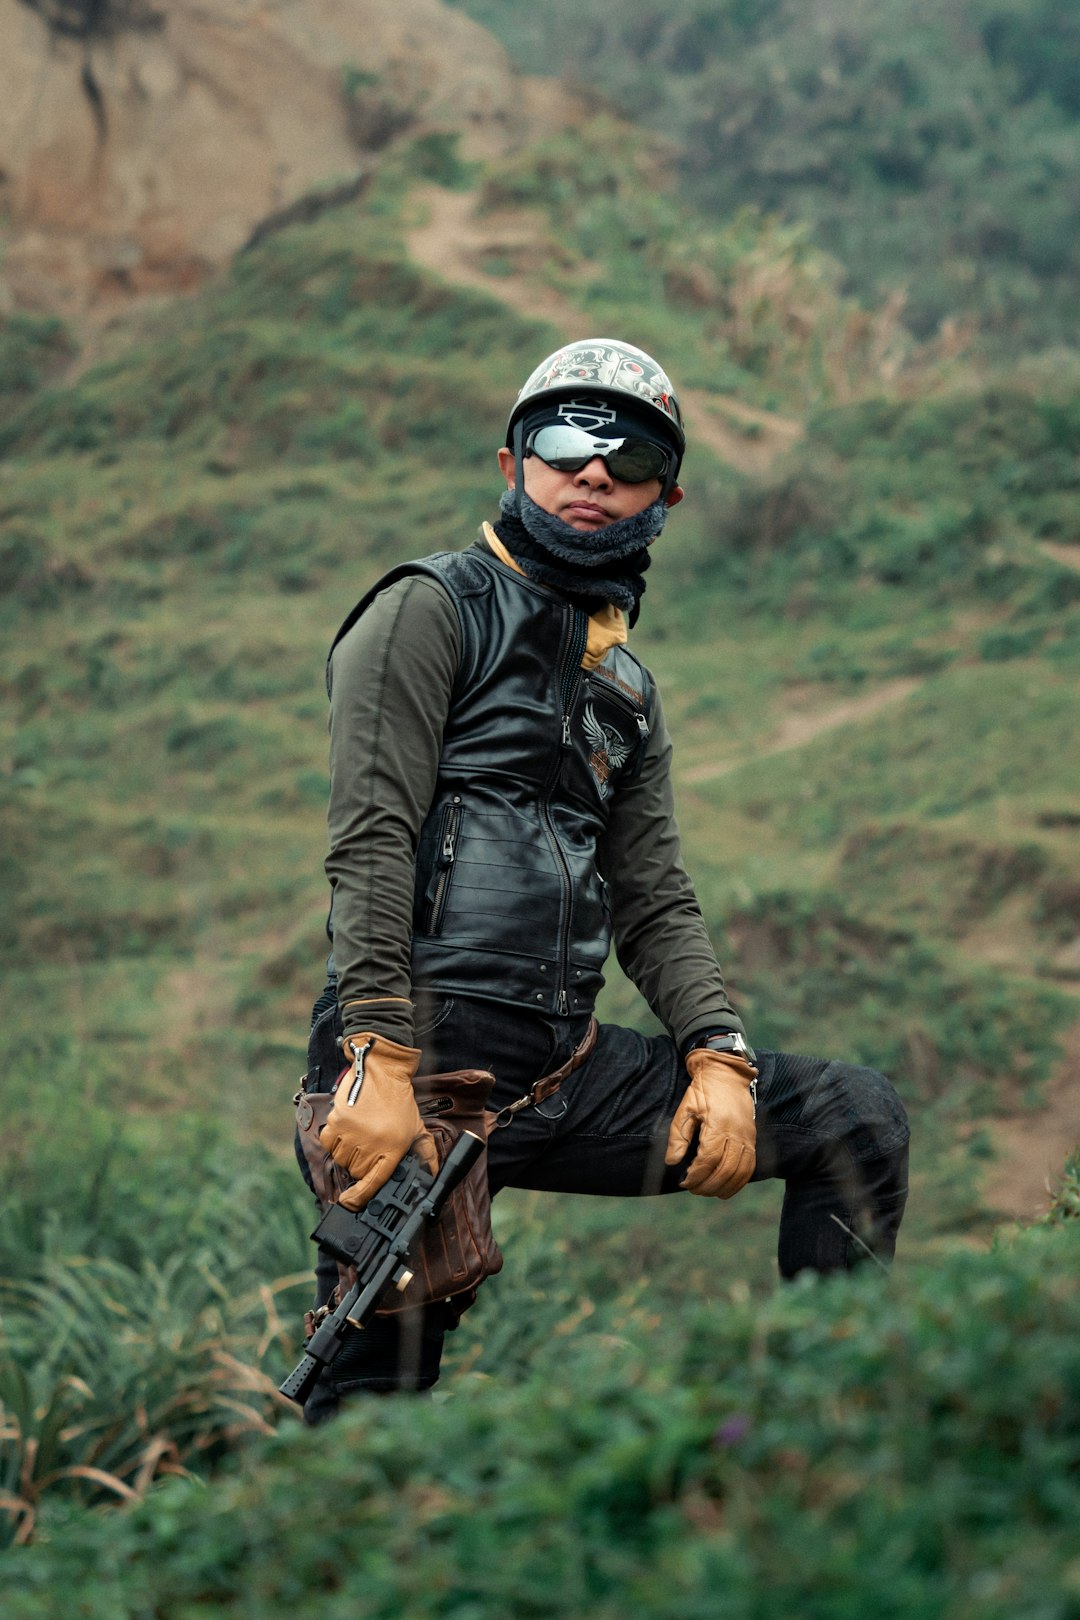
[482,524,628,671]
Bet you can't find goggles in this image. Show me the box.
[525,424,671,485]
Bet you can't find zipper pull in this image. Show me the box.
[557,989,569,1017]
[442,799,461,862]
[562,713,572,748]
[345,1038,373,1106]
[635,713,650,741]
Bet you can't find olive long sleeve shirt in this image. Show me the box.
[325,543,745,1052]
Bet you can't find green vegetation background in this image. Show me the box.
[1,4,1079,1611]
[448,0,1080,350]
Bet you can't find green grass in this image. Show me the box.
[697,666,1078,843]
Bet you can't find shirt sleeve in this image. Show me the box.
[325,575,461,1046]
[596,680,746,1052]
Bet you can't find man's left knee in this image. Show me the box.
[807,1061,910,1165]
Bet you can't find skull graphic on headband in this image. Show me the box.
[556,398,617,435]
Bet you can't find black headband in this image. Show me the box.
[520,395,678,457]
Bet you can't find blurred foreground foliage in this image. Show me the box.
[3,1197,1079,1616]
[0,1119,311,1548]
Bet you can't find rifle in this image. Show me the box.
[279,1130,486,1407]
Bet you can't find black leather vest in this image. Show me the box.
[330,543,655,1019]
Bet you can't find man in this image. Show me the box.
[302,338,909,1416]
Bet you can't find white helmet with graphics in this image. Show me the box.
[506,338,685,472]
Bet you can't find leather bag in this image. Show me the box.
[294,1065,502,1318]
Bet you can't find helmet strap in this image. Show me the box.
[512,416,527,519]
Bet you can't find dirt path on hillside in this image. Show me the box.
[679,677,922,785]
[407,179,902,783]
[1039,541,1080,573]
[678,667,1076,1221]
[982,1023,1079,1222]
[405,185,803,475]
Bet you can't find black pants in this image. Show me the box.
[300,993,910,1417]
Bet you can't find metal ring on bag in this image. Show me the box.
[533,1095,568,1123]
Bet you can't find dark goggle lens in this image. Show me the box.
[526,425,669,484]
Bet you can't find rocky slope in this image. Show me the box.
[0,0,576,313]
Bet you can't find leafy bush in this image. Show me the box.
[4,1223,1079,1616]
[1039,1149,1080,1224]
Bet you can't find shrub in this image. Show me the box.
[3,1222,1078,1615]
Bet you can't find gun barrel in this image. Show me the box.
[278,1351,323,1406]
[427,1131,485,1216]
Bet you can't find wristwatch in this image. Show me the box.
[694,1030,759,1117]
[694,1030,757,1067]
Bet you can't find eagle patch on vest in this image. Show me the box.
[583,703,632,800]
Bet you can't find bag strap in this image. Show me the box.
[489,1016,598,1130]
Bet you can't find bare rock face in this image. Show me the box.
[0,0,575,313]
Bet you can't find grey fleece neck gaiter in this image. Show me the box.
[496,487,667,621]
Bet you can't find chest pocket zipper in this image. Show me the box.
[428,798,462,934]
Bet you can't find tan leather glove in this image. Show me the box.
[321,1032,438,1212]
[664,1046,758,1198]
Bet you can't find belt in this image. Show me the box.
[488,1016,598,1131]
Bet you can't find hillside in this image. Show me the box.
[448,0,1080,351]
[1,0,1078,1595]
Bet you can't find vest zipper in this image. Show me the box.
[544,606,588,1014]
[559,610,590,747]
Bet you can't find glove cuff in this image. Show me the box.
[341,1031,422,1086]
[685,1047,758,1087]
